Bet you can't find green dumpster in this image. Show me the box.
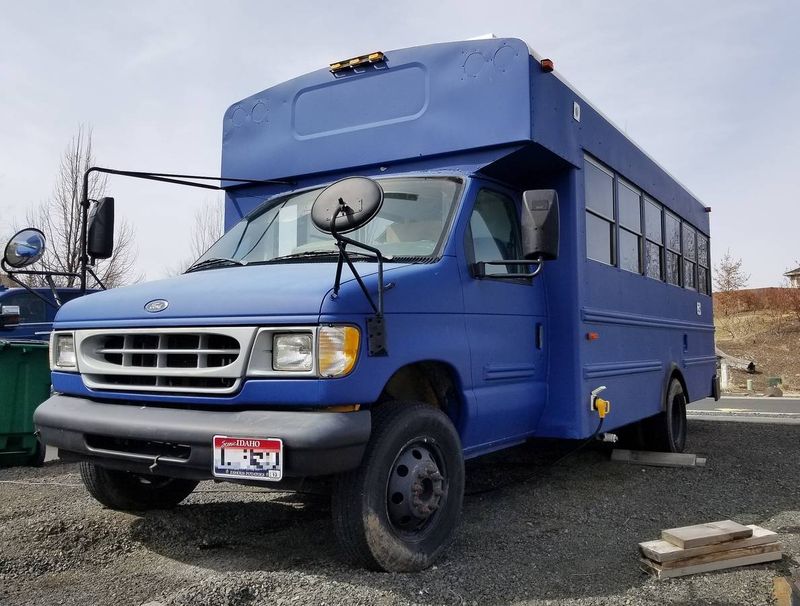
[0,339,51,467]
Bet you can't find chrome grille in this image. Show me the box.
[75,327,257,395]
[97,333,240,369]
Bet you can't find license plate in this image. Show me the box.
[212,435,283,481]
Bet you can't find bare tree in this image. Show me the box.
[22,126,139,288]
[189,197,225,260]
[164,197,224,276]
[713,249,749,292]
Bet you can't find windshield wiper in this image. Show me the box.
[263,250,390,263]
[185,257,247,273]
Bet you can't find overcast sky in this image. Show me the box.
[1,0,797,286]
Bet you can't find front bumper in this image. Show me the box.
[34,395,371,481]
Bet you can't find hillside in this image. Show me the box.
[714,288,800,393]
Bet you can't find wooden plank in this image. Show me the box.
[773,577,800,606]
[611,449,706,468]
[640,525,777,563]
[658,542,780,570]
[661,520,752,549]
[640,548,782,579]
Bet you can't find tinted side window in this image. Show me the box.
[617,180,641,274]
[682,223,697,290]
[585,160,614,218]
[469,189,522,276]
[664,211,681,285]
[644,197,663,280]
[697,234,710,295]
[3,293,47,324]
[585,158,615,266]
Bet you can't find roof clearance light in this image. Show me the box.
[330,51,386,73]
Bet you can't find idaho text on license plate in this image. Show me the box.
[212,436,283,481]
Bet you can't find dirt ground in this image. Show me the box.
[1,419,799,606]
[714,293,800,393]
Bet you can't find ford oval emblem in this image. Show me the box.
[145,299,169,313]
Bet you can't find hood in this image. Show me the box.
[55,262,407,328]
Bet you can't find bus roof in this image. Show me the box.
[221,37,707,228]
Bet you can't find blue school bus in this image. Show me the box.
[33,38,717,571]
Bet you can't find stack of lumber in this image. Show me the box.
[639,520,781,579]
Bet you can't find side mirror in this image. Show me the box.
[0,305,21,328]
[3,228,46,269]
[521,189,559,260]
[87,197,115,260]
[311,178,383,234]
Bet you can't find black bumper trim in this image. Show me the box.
[34,395,371,480]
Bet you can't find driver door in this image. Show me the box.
[460,184,548,451]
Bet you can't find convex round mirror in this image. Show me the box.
[311,177,383,234]
[3,228,46,268]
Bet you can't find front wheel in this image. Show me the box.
[79,462,199,511]
[332,401,464,572]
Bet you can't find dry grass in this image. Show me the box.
[715,288,800,392]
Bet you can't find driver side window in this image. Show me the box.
[468,189,522,276]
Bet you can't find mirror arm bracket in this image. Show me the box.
[86,267,107,291]
[0,262,61,310]
[329,202,388,356]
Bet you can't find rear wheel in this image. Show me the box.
[79,462,198,511]
[635,377,688,453]
[332,401,464,572]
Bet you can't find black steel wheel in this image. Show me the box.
[79,462,198,511]
[332,401,464,572]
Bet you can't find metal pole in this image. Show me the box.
[79,168,93,292]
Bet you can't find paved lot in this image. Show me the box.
[1,419,799,606]
[690,396,800,415]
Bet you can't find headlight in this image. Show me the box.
[318,325,360,377]
[273,333,313,372]
[51,332,77,370]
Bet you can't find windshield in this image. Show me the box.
[191,177,461,268]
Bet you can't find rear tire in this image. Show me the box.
[79,462,198,511]
[636,377,688,453]
[332,401,464,572]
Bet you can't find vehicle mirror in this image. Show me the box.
[3,228,46,269]
[87,197,115,260]
[311,177,383,234]
[0,305,21,327]
[521,189,559,260]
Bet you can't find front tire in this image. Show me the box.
[332,401,464,572]
[79,462,198,511]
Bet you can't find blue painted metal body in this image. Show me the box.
[52,38,715,457]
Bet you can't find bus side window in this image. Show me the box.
[468,189,522,276]
[664,211,681,285]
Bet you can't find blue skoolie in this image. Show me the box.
[34,38,717,571]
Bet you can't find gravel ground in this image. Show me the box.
[1,419,798,606]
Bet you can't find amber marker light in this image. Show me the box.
[330,51,386,73]
[586,332,600,341]
[541,58,554,72]
[318,325,360,377]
